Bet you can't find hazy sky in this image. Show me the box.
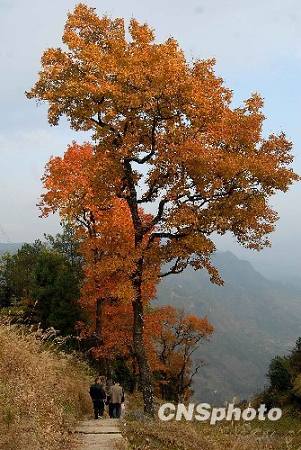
[0,0,300,280]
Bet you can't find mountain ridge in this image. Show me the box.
[0,243,23,255]
[157,251,301,404]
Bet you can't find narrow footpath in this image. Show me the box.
[74,418,126,450]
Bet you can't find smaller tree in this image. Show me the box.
[292,375,301,402]
[267,356,292,392]
[259,336,301,409]
[0,253,16,307]
[0,237,83,336]
[155,306,213,401]
[0,241,45,308]
[32,251,81,335]
[44,223,83,277]
[290,337,301,375]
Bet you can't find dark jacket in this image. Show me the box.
[90,383,106,401]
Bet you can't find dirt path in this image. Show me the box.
[74,418,126,450]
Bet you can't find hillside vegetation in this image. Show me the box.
[0,324,92,450]
[123,394,301,450]
[124,416,301,450]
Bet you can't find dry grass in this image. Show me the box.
[122,394,301,450]
[0,324,93,450]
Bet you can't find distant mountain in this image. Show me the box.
[0,243,23,255]
[157,251,301,405]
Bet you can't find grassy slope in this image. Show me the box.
[123,394,301,450]
[0,324,93,450]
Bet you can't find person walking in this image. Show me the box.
[106,378,114,418]
[109,380,124,419]
[89,377,107,419]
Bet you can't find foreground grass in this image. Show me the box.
[123,395,301,450]
[0,324,93,450]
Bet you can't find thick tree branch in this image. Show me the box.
[90,116,123,143]
[131,116,158,164]
[160,257,189,278]
[131,150,154,164]
[137,177,166,204]
[123,158,143,245]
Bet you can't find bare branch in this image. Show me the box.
[148,228,191,244]
[160,257,189,278]
[130,116,158,164]
[131,149,155,164]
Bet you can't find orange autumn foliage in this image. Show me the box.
[40,142,159,307]
[154,306,214,401]
[29,4,298,281]
[40,144,160,367]
[79,301,163,364]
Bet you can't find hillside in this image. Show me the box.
[0,324,92,450]
[157,251,301,405]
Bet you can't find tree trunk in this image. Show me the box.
[95,297,104,344]
[132,274,154,416]
[130,359,138,393]
[105,358,113,379]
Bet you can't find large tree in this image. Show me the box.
[27,4,298,414]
